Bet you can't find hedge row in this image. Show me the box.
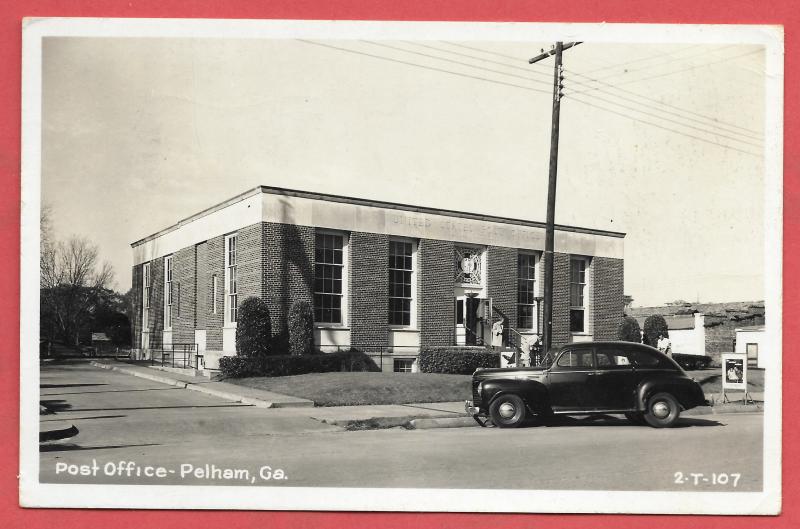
[218,350,379,378]
[417,348,499,375]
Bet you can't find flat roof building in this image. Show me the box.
[130,186,625,371]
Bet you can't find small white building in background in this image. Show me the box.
[735,326,766,369]
[636,313,706,356]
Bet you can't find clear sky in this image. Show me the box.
[41,35,766,307]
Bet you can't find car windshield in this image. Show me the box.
[538,351,556,368]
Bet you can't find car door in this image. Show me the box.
[547,347,596,411]
[592,345,638,410]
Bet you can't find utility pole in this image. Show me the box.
[529,41,581,352]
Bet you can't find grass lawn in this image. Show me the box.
[226,372,472,407]
[685,368,765,394]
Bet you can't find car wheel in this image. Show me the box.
[624,411,646,425]
[644,392,681,428]
[489,394,527,428]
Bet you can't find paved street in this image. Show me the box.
[40,360,764,491]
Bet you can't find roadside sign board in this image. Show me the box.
[721,353,747,391]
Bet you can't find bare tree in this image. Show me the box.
[40,234,115,346]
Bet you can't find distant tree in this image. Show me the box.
[642,315,669,347]
[91,289,132,346]
[40,234,115,346]
[235,297,272,357]
[617,316,642,343]
[288,301,315,356]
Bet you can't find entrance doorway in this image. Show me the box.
[454,294,491,346]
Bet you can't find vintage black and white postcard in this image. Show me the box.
[20,18,783,514]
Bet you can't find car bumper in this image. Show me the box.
[465,400,492,427]
[465,400,481,416]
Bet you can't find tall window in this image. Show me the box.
[142,262,151,323]
[212,274,218,315]
[570,258,588,333]
[517,253,538,329]
[225,235,238,324]
[389,240,414,326]
[314,233,345,324]
[164,256,173,329]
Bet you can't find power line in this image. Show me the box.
[442,41,532,62]
[562,71,763,139]
[297,39,761,158]
[570,44,738,85]
[362,40,554,88]
[562,87,762,148]
[568,95,761,157]
[402,41,553,81]
[578,44,710,76]
[373,40,763,143]
[296,39,552,96]
[569,48,763,94]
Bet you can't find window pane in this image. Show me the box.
[570,309,585,333]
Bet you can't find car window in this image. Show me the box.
[596,348,632,369]
[555,349,595,369]
[626,347,664,368]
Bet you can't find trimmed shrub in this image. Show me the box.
[672,353,713,371]
[642,315,669,347]
[617,316,642,343]
[235,297,272,357]
[418,347,499,375]
[288,301,315,356]
[218,350,379,378]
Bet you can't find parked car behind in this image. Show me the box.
[466,341,708,428]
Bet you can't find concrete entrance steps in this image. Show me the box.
[90,360,314,408]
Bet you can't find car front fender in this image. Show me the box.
[480,378,550,415]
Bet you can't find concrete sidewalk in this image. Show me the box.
[89,360,763,431]
[91,360,314,408]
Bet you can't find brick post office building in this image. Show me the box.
[130,186,625,371]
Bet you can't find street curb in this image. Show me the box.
[90,361,314,409]
[408,417,476,430]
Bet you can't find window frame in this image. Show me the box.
[516,252,539,331]
[164,255,173,330]
[569,256,590,334]
[313,230,349,326]
[212,274,218,315]
[393,358,414,373]
[388,238,417,328]
[142,262,151,326]
[224,234,238,326]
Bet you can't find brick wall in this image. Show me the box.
[131,265,143,349]
[195,242,209,331]
[551,252,571,347]
[148,256,165,345]
[487,246,517,336]
[419,239,455,347]
[203,236,225,351]
[173,246,197,343]
[592,257,624,341]
[350,232,390,350]
[261,222,315,350]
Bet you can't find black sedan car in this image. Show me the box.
[465,341,708,428]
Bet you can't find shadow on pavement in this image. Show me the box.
[526,414,723,428]
[62,404,252,413]
[42,387,183,397]
[40,399,72,413]
[40,442,161,453]
[40,383,107,389]
[41,414,127,422]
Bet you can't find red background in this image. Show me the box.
[1,1,795,528]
